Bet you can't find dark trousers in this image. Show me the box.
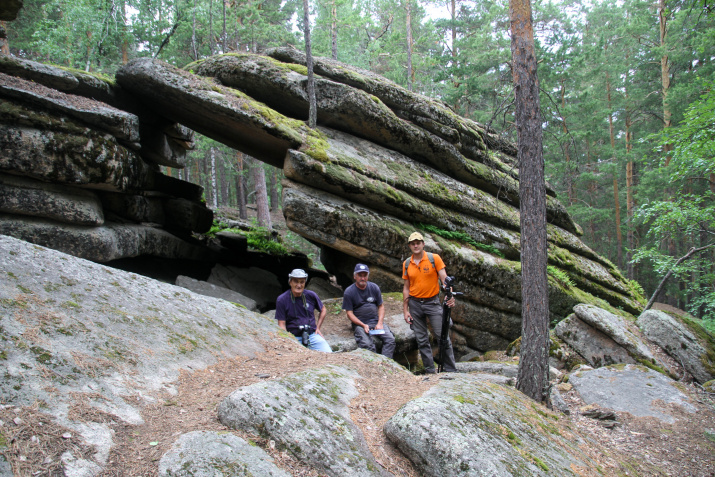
[408,297,456,372]
[354,324,396,359]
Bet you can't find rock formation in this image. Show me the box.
[1,48,645,355]
[115,51,644,355]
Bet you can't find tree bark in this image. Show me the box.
[0,21,8,55]
[510,0,549,403]
[303,0,317,128]
[253,164,272,229]
[210,147,218,209]
[235,152,248,219]
[269,167,280,211]
[613,177,624,270]
[331,0,338,60]
[406,0,414,91]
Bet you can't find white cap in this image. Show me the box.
[288,269,308,279]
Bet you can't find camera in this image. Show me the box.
[297,324,312,346]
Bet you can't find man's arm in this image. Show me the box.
[346,310,370,333]
[315,305,327,336]
[403,279,412,323]
[375,304,385,329]
[277,320,287,331]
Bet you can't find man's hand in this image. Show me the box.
[362,324,370,333]
[315,327,324,337]
[445,296,456,308]
[404,311,413,324]
[374,323,383,330]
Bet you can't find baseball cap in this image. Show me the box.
[408,232,424,242]
[354,263,370,274]
[288,269,309,279]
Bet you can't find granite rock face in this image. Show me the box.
[218,364,388,477]
[637,310,715,384]
[384,374,598,476]
[555,304,661,369]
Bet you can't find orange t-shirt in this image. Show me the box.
[402,253,445,298]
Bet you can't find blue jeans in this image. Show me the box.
[295,333,333,353]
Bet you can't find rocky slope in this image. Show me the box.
[2,234,714,477]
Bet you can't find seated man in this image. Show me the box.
[342,263,396,359]
[275,269,332,352]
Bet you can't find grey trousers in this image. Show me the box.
[408,297,456,372]
[354,324,396,359]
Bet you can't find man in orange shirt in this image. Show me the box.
[402,232,457,373]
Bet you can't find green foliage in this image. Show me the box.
[546,266,574,288]
[416,223,505,258]
[633,85,715,320]
[246,227,288,256]
[206,221,287,256]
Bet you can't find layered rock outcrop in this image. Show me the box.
[2,48,644,355]
[115,51,643,354]
[0,56,213,264]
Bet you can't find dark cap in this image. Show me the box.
[354,263,370,274]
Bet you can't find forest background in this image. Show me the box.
[2,0,714,328]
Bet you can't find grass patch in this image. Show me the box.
[416,223,505,257]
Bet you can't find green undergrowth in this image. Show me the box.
[206,220,288,256]
[547,266,575,289]
[416,223,505,258]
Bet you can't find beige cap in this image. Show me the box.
[408,232,424,242]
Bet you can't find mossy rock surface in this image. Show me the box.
[384,374,599,476]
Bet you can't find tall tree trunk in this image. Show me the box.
[510,0,549,403]
[235,152,248,219]
[253,165,272,229]
[560,79,574,205]
[219,154,229,205]
[191,0,198,60]
[624,61,635,280]
[613,177,624,270]
[208,0,214,56]
[210,147,219,209]
[660,0,673,165]
[1,21,9,55]
[269,168,280,211]
[331,0,338,60]
[121,1,129,64]
[406,0,414,91]
[201,152,211,206]
[303,0,317,128]
[222,0,227,53]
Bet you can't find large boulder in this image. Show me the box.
[555,304,659,369]
[637,310,715,384]
[217,363,388,477]
[159,431,290,477]
[384,374,598,476]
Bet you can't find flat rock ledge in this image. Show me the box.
[384,374,598,476]
[569,364,697,424]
